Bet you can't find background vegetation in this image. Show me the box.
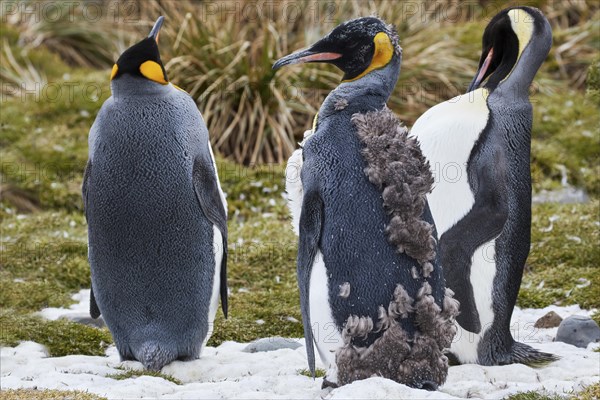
[0,0,598,398]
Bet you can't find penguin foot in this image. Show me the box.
[445,351,461,366]
[417,380,438,391]
[321,378,339,389]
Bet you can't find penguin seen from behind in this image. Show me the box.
[83,16,228,371]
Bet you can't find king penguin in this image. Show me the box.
[273,17,459,389]
[410,7,557,366]
[82,16,228,370]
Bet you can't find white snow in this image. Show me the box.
[2,293,598,399]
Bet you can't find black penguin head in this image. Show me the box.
[273,17,401,82]
[468,7,552,92]
[110,16,168,85]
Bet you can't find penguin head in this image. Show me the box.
[273,17,401,82]
[110,16,168,85]
[468,7,552,92]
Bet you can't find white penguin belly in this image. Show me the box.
[450,240,497,363]
[411,89,493,362]
[286,147,304,235]
[202,225,223,351]
[310,250,342,383]
[412,90,490,235]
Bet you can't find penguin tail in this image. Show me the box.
[133,341,178,371]
[509,341,559,367]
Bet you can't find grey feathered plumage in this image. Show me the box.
[83,75,227,371]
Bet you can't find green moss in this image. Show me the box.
[586,57,600,104]
[0,71,110,212]
[216,160,289,219]
[505,391,565,400]
[531,90,600,197]
[0,389,107,400]
[298,368,326,378]
[106,368,182,385]
[574,383,600,400]
[208,197,303,345]
[518,201,600,309]
[0,211,89,311]
[509,381,600,399]
[0,311,112,357]
[0,280,71,311]
[592,311,600,326]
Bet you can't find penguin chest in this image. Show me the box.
[411,90,490,236]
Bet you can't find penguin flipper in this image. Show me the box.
[82,161,101,319]
[192,151,228,318]
[90,286,101,319]
[297,189,324,378]
[81,160,91,217]
[439,147,509,333]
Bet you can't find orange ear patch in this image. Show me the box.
[110,64,118,80]
[139,61,168,85]
[343,32,394,82]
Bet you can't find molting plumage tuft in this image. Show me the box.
[353,108,435,269]
[336,281,459,388]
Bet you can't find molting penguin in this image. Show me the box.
[410,7,557,366]
[83,16,228,371]
[274,17,459,389]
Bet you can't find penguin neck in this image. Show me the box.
[319,54,401,120]
[111,75,171,100]
[491,24,551,100]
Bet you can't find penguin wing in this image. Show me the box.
[192,150,229,318]
[82,160,101,319]
[297,185,324,377]
[439,144,509,333]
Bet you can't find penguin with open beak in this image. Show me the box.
[274,17,459,389]
[410,7,557,366]
[83,17,228,371]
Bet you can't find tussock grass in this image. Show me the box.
[3,1,597,163]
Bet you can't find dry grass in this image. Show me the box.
[2,0,598,163]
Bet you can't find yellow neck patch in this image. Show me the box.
[139,60,168,85]
[311,112,319,132]
[171,83,188,93]
[508,9,534,59]
[342,32,394,83]
[110,64,118,80]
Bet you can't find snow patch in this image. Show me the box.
[1,294,597,399]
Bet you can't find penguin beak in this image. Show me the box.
[148,16,164,44]
[468,48,494,92]
[273,47,342,70]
